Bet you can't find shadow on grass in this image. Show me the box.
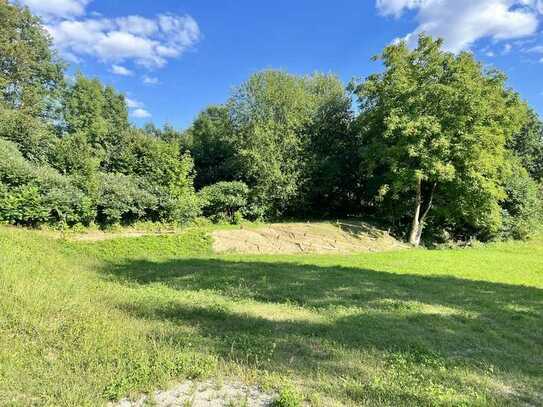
[99,257,543,384]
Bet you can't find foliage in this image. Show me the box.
[0,183,48,225]
[508,108,543,182]
[500,162,542,240]
[225,70,355,218]
[96,173,157,226]
[64,73,129,152]
[189,105,238,189]
[0,0,541,240]
[0,138,94,226]
[0,1,64,119]
[272,386,302,407]
[199,181,249,223]
[0,107,58,164]
[352,34,530,244]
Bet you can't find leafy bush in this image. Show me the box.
[0,140,95,226]
[500,165,542,240]
[0,138,38,186]
[96,173,157,226]
[0,183,48,225]
[44,185,95,226]
[199,181,249,223]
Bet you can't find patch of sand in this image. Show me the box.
[212,222,406,255]
[113,380,276,407]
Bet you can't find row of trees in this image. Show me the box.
[188,37,543,244]
[1,2,542,245]
[0,3,199,227]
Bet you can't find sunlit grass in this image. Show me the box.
[1,226,542,406]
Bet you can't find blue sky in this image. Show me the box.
[17,0,543,129]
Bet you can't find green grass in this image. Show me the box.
[1,226,542,406]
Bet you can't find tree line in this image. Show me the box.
[1,2,542,245]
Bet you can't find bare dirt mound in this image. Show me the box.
[212,222,406,255]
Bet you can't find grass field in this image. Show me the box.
[0,225,542,406]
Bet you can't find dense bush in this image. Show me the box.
[0,183,48,225]
[0,139,95,226]
[199,181,249,223]
[500,164,542,240]
[96,173,157,226]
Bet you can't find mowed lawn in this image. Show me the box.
[0,226,542,406]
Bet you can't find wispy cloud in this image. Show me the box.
[125,97,151,119]
[131,108,151,119]
[142,75,160,85]
[17,0,91,21]
[111,64,133,76]
[125,97,143,109]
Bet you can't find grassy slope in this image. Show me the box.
[0,226,542,406]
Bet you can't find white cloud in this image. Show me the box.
[131,108,151,119]
[16,0,91,21]
[125,97,143,109]
[111,64,133,76]
[125,97,151,119]
[115,15,158,36]
[377,0,542,52]
[46,14,200,68]
[142,75,160,85]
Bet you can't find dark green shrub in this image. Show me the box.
[199,181,249,223]
[0,183,48,225]
[500,165,542,240]
[44,185,95,226]
[0,139,37,185]
[96,173,157,225]
[0,140,95,226]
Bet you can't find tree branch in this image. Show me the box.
[419,182,437,224]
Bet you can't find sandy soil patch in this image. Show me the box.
[212,222,406,255]
[113,380,275,407]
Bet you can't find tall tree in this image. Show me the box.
[508,108,543,182]
[0,1,64,118]
[226,70,354,218]
[189,105,237,189]
[354,35,528,245]
[0,1,65,164]
[64,73,131,169]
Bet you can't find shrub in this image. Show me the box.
[500,165,542,240]
[0,138,37,186]
[199,181,249,223]
[44,185,95,226]
[0,140,95,226]
[0,183,48,225]
[96,173,157,225]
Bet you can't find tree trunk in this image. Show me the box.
[408,178,436,247]
[408,177,423,246]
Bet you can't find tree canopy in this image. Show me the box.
[352,35,535,244]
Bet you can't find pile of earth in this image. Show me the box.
[212,221,406,255]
